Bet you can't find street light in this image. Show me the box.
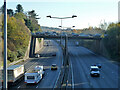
[36,17,41,19]
[72,15,77,18]
[59,26,75,34]
[46,15,51,18]
[59,26,75,28]
[3,0,7,89]
[46,15,77,28]
[46,15,77,19]
[46,15,77,44]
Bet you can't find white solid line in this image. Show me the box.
[18,86,21,88]
[70,59,74,89]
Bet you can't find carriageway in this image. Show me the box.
[29,34,102,58]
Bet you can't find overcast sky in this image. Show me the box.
[0,0,119,29]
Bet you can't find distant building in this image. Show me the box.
[118,1,120,22]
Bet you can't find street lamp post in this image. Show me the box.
[59,26,75,34]
[3,0,7,89]
[58,26,75,29]
[46,15,77,44]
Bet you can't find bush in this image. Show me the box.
[8,50,17,62]
[103,25,120,60]
[17,49,25,58]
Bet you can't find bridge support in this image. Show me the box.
[95,40,101,54]
[81,40,84,46]
[33,37,36,56]
[29,36,33,57]
[65,35,68,64]
[60,35,62,45]
[29,36,36,57]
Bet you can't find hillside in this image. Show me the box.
[41,26,105,34]
[0,4,42,63]
[1,14,30,62]
[41,26,62,32]
[74,29,105,34]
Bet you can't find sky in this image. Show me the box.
[0,0,119,29]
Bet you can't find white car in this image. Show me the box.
[24,73,42,84]
[34,66,44,75]
[90,66,100,77]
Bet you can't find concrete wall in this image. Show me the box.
[35,38,44,53]
[24,37,44,59]
[23,37,31,60]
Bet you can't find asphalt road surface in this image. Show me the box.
[68,41,119,88]
[9,40,63,89]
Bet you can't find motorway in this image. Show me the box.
[68,41,119,88]
[9,40,63,89]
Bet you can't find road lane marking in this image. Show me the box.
[70,59,74,89]
[18,86,21,88]
[36,86,38,88]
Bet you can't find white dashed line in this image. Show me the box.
[36,86,38,88]
[18,86,21,88]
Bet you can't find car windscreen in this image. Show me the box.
[91,68,99,71]
[27,76,35,79]
[52,65,56,67]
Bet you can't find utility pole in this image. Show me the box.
[3,0,7,89]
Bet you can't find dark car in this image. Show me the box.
[52,53,56,56]
[91,64,101,68]
[96,64,101,68]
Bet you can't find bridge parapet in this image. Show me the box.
[32,34,102,40]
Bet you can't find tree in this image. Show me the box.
[7,9,14,17]
[28,10,37,18]
[107,22,117,30]
[99,20,108,30]
[24,10,41,32]
[14,12,26,20]
[1,5,4,13]
[16,4,23,13]
[88,26,93,30]
[103,23,120,59]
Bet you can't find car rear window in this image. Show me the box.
[91,68,99,71]
[52,65,56,67]
[27,76,35,79]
